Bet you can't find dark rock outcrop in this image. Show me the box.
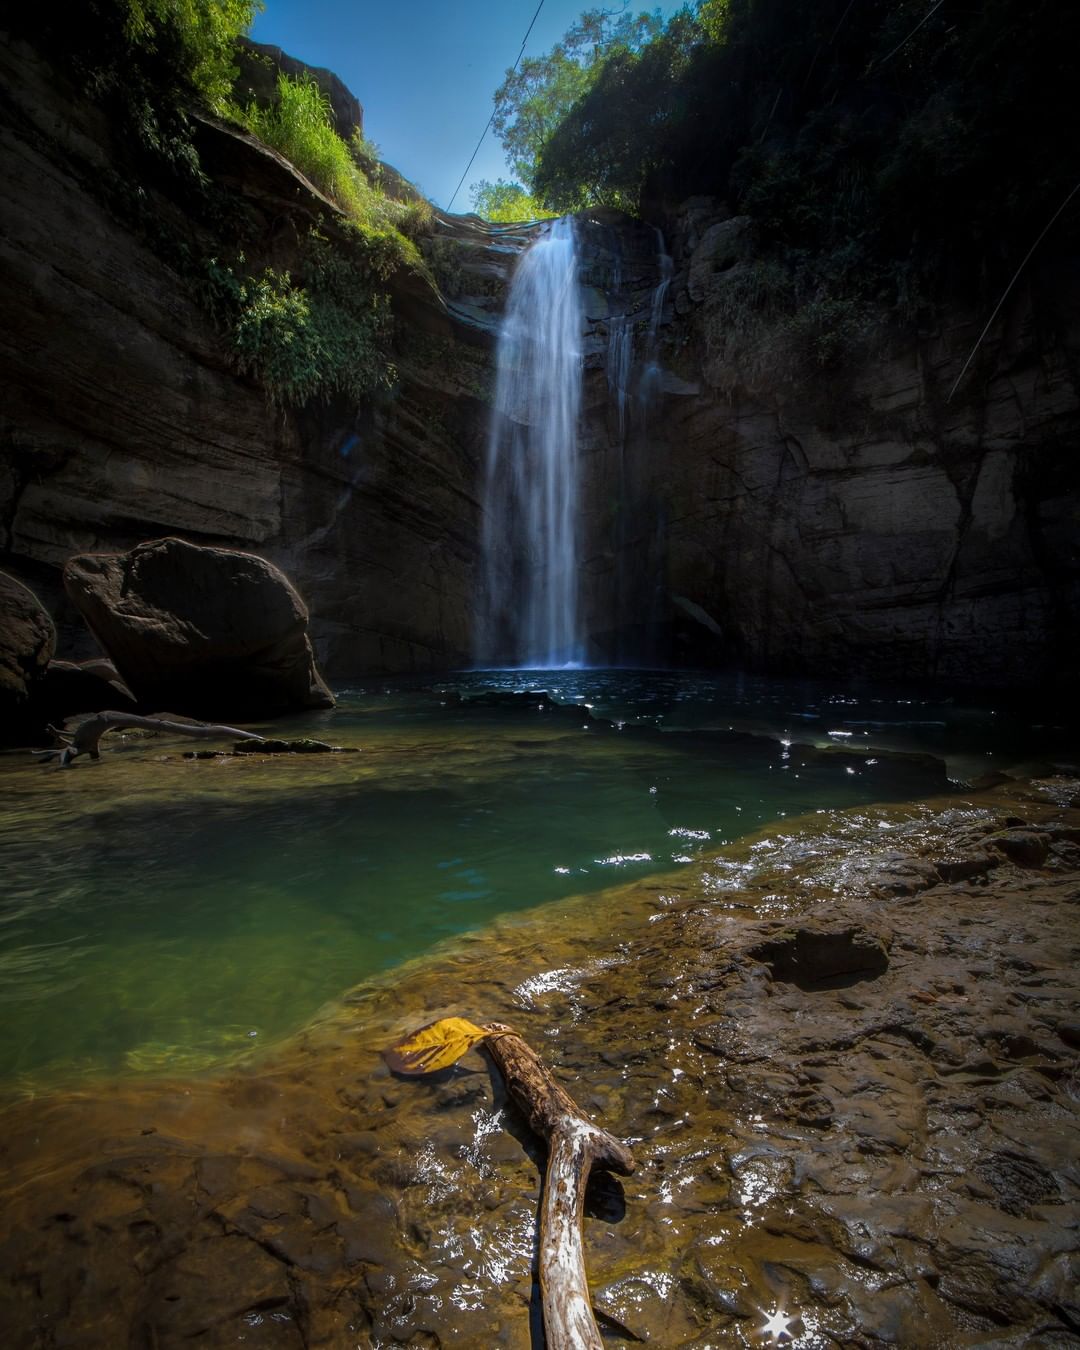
[235,38,364,141]
[29,658,137,721]
[0,34,503,676]
[572,205,1080,684]
[0,569,54,739]
[63,538,334,719]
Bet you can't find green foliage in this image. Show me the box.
[469,179,556,223]
[534,9,700,211]
[232,73,427,266]
[203,230,396,406]
[526,0,1079,327]
[16,2,436,412]
[492,7,662,190]
[123,0,260,113]
[238,72,356,203]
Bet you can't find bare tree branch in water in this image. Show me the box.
[36,711,265,767]
[385,1017,635,1350]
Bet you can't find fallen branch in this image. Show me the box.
[36,711,265,767]
[484,1023,635,1349]
[385,1017,635,1350]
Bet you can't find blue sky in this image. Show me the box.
[250,1,683,210]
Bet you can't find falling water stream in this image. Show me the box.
[478,216,584,668]
[640,226,673,416]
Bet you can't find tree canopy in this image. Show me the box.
[469,179,556,223]
[490,6,662,192]
[491,0,1079,317]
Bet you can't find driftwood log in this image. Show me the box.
[482,1024,636,1349]
[386,1017,634,1347]
[36,711,265,766]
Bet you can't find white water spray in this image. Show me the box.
[478,217,584,667]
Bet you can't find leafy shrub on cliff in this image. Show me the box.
[203,229,396,406]
[17,3,434,410]
[124,0,259,113]
[14,0,260,181]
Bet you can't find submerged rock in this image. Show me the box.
[63,538,334,720]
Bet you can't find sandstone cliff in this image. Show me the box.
[0,34,513,675]
[571,207,1080,686]
[657,203,1080,687]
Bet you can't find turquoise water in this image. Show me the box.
[0,671,1070,1090]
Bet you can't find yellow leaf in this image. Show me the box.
[382,1016,489,1076]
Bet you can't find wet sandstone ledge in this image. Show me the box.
[1,780,1078,1347]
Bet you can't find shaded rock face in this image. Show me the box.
[574,214,680,666]
[0,35,500,677]
[63,538,334,719]
[0,569,54,739]
[571,204,1080,683]
[651,204,1080,687]
[28,657,137,726]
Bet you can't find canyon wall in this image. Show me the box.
[655,204,1080,686]
[0,35,511,675]
[2,35,1077,687]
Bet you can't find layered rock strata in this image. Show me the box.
[644,204,1080,685]
[0,34,517,676]
[570,205,1080,682]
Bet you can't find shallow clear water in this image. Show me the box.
[0,670,1073,1091]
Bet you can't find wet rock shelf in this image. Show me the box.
[1,777,1077,1346]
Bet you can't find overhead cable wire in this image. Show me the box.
[948,178,1080,403]
[445,0,546,212]
[874,0,947,68]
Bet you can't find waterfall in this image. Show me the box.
[640,226,673,414]
[606,313,633,443]
[477,217,584,668]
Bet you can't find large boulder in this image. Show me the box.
[0,571,56,741]
[62,538,335,720]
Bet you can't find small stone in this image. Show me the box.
[986,830,1051,869]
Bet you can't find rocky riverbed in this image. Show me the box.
[2,776,1078,1348]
